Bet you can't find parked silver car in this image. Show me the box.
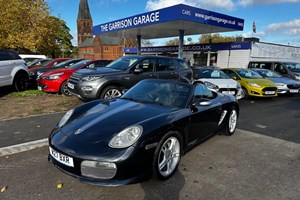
[192,66,243,99]
[252,68,300,94]
[0,49,29,91]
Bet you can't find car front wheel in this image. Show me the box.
[242,87,248,99]
[153,131,182,180]
[60,81,71,96]
[100,86,122,99]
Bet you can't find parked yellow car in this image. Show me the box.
[221,68,277,98]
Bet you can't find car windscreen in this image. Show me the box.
[121,80,191,108]
[68,60,91,69]
[106,56,139,71]
[54,59,80,68]
[255,69,282,78]
[236,69,263,79]
[284,63,300,73]
[195,69,229,79]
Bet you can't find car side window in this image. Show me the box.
[178,60,189,70]
[137,59,155,72]
[274,64,287,74]
[156,58,176,72]
[0,51,10,61]
[222,70,237,79]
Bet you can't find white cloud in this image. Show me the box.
[266,19,300,36]
[145,0,235,11]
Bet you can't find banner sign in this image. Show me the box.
[251,42,300,61]
[124,42,251,53]
[93,4,244,35]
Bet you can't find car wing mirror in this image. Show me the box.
[192,98,212,106]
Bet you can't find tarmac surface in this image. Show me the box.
[0,95,299,199]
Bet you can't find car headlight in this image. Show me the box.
[275,82,286,87]
[295,75,300,81]
[204,81,219,91]
[58,109,74,127]
[247,82,262,88]
[109,125,143,148]
[236,82,241,89]
[47,72,64,80]
[82,75,102,81]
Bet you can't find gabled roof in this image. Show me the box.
[77,0,92,20]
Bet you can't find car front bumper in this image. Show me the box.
[48,134,155,186]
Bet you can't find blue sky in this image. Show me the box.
[45,0,300,46]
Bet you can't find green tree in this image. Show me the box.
[0,0,75,57]
[39,16,75,58]
[0,0,50,52]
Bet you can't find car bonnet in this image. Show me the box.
[59,99,176,144]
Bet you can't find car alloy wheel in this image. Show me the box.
[242,88,248,99]
[101,86,122,99]
[13,73,29,92]
[225,109,238,136]
[153,131,181,180]
[61,81,72,96]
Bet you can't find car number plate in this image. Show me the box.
[68,82,74,89]
[265,91,275,95]
[222,91,235,95]
[38,86,42,91]
[49,147,74,167]
[290,89,299,93]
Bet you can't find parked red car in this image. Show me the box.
[37,59,112,96]
[29,58,71,70]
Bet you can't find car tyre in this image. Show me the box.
[224,108,238,136]
[13,72,29,92]
[242,87,248,99]
[60,81,71,96]
[100,85,122,99]
[153,131,182,181]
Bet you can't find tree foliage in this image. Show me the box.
[164,38,187,46]
[0,0,75,57]
[198,34,236,43]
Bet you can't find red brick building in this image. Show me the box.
[77,0,134,60]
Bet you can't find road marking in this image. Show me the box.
[0,138,48,157]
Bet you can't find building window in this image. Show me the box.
[104,46,109,52]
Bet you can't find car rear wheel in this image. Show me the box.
[13,72,29,92]
[60,81,71,96]
[153,131,182,180]
[100,86,122,99]
[224,108,238,136]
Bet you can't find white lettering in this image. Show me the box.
[133,12,160,25]
[182,9,191,15]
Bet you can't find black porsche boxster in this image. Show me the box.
[48,79,239,186]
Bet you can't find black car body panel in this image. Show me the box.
[48,79,239,186]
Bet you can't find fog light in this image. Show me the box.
[81,86,93,91]
[81,160,117,179]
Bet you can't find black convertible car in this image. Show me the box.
[48,79,239,186]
